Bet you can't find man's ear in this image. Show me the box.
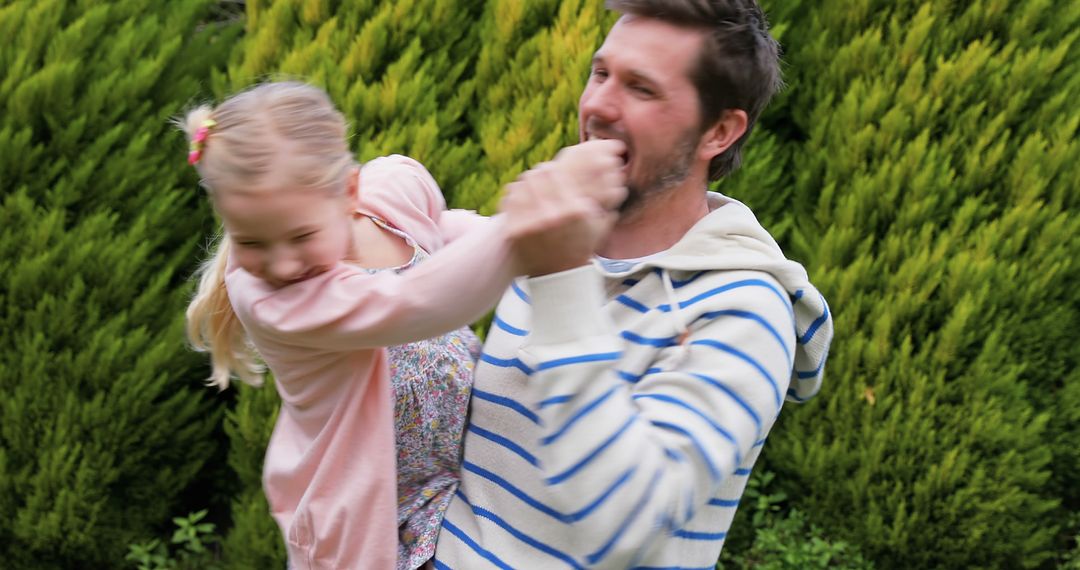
[344,165,361,212]
[699,109,748,162]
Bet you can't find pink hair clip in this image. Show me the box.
[188,119,217,165]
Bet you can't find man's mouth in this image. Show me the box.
[586,133,630,166]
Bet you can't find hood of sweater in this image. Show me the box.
[595,192,832,402]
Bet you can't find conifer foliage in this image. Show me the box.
[3,0,1077,568]
[757,0,1080,567]
[0,1,238,568]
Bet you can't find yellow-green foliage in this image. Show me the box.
[211,0,486,200]
[4,0,1077,567]
[757,0,1080,567]
[0,1,239,568]
[456,0,616,213]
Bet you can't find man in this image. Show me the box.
[435,1,833,567]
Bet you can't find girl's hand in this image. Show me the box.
[499,140,628,276]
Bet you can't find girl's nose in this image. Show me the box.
[267,254,305,285]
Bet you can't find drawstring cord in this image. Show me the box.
[662,270,691,365]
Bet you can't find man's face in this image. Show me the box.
[579,15,708,213]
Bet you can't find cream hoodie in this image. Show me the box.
[437,192,832,569]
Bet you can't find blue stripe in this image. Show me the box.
[452,492,583,569]
[463,461,564,522]
[754,439,765,447]
[511,280,531,303]
[689,373,763,436]
[538,394,574,408]
[633,394,740,453]
[565,465,638,523]
[735,467,751,476]
[708,497,740,507]
[587,468,664,565]
[650,420,721,481]
[462,461,635,524]
[698,309,792,365]
[616,294,650,313]
[493,314,528,336]
[786,386,812,401]
[547,415,637,485]
[472,388,540,424]
[691,340,781,408]
[796,349,828,379]
[622,278,640,287]
[440,517,514,569]
[433,560,451,570]
[657,279,793,322]
[543,386,618,445]
[621,330,678,347]
[619,367,664,384]
[664,447,686,462]
[672,529,727,541]
[479,353,534,375]
[799,293,830,344]
[468,424,538,466]
[538,351,622,371]
[650,268,706,288]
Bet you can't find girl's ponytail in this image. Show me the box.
[185,235,264,389]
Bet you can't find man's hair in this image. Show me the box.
[606,0,783,180]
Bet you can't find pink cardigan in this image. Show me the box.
[225,156,505,569]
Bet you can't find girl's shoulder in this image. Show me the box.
[357,155,448,253]
[360,155,443,209]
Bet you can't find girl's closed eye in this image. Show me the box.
[292,231,318,243]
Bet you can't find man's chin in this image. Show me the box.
[617,185,645,215]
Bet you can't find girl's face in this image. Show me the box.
[215,172,359,289]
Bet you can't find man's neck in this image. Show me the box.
[597,182,710,259]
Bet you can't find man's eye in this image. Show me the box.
[631,84,654,97]
[293,232,316,242]
[591,68,609,80]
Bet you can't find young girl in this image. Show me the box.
[182,82,624,570]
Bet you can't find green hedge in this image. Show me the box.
[2,0,1077,568]
[0,1,239,568]
[758,0,1080,567]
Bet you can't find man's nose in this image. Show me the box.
[581,81,620,124]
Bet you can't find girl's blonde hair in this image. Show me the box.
[182,81,357,389]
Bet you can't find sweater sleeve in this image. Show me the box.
[226,216,515,353]
[518,266,796,567]
[438,208,491,243]
[357,155,489,252]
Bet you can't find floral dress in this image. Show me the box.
[362,217,477,570]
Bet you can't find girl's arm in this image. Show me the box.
[229,142,625,353]
[226,218,516,352]
[438,208,491,243]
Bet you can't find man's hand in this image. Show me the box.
[499,140,628,276]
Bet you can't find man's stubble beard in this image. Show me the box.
[618,133,699,216]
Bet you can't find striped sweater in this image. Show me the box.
[434,193,832,569]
